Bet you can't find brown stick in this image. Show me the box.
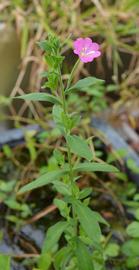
[26,204,57,224]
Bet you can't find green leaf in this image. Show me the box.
[52,105,65,133]
[38,36,60,54]
[42,221,68,253]
[126,256,139,268]
[122,239,139,256]
[45,55,64,69]
[92,250,104,270]
[79,187,92,199]
[53,149,64,165]
[52,105,63,123]
[134,194,139,201]
[126,222,139,238]
[2,145,13,158]
[127,159,139,173]
[66,77,104,94]
[0,254,10,270]
[104,243,120,258]
[18,169,68,194]
[38,253,52,270]
[5,198,31,215]
[14,93,61,105]
[74,162,119,173]
[134,209,139,220]
[54,198,70,218]
[75,239,94,270]
[44,71,59,91]
[0,180,15,193]
[54,246,72,270]
[67,135,92,161]
[91,211,109,227]
[73,200,101,244]
[53,181,71,196]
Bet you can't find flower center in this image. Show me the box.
[80,47,95,57]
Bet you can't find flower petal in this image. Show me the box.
[79,54,95,63]
[73,38,84,54]
[91,42,100,51]
[84,38,93,47]
[93,51,101,58]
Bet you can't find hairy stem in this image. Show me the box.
[59,66,78,235]
[66,59,80,90]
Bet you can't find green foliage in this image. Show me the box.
[0,179,16,196]
[15,93,61,105]
[54,201,69,221]
[126,221,139,238]
[16,34,120,270]
[126,159,139,174]
[2,145,13,158]
[25,130,37,162]
[122,239,139,257]
[2,0,139,268]
[75,239,94,270]
[67,135,93,161]
[53,105,70,133]
[65,77,107,112]
[18,169,68,194]
[42,221,68,253]
[0,96,11,106]
[38,221,69,270]
[53,149,65,166]
[38,35,64,92]
[79,187,92,199]
[54,246,72,270]
[44,71,59,91]
[5,198,31,216]
[38,253,52,270]
[104,243,120,259]
[0,178,31,224]
[74,162,118,173]
[73,200,102,245]
[0,254,10,270]
[65,77,104,94]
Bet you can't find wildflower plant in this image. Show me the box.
[17,35,118,270]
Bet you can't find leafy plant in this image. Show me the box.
[17,35,118,269]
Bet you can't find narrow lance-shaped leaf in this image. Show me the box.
[38,213,70,269]
[14,93,61,105]
[75,239,94,270]
[42,221,68,253]
[54,246,72,270]
[73,200,101,244]
[65,77,104,94]
[74,162,119,173]
[53,181,71,196]
[67,135,93,161]
[18,169,68,194]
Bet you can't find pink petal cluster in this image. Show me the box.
[73,38,101,63]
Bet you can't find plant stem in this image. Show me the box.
[59,69,66,113]
[59,68,73,181]
[66,59,80,90]
[59,63,79,236]
[63,58,80,201]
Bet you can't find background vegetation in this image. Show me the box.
[0,0,139,269]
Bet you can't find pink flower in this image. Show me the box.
[73,38,101,63]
